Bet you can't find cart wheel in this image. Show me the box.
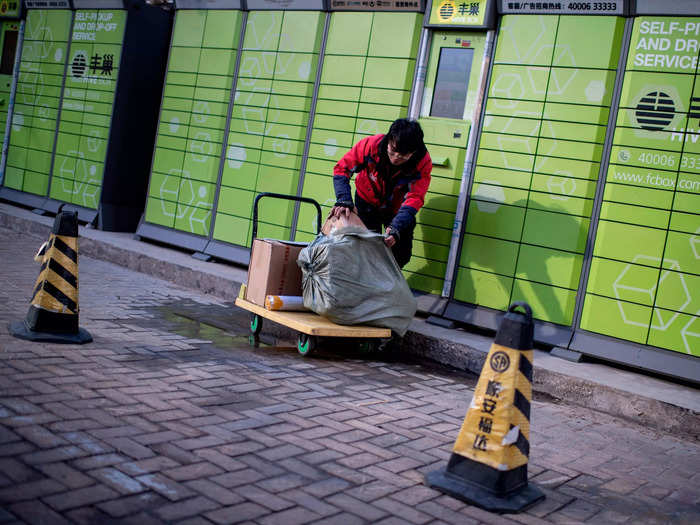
[297,333,317,356]
[250,313,262,336]
[358,340,378,353]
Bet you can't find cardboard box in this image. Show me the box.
[246,239,306,306]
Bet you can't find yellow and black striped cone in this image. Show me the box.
[9,208,92,344]
[425,302,544,513]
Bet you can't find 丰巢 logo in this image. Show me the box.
[635,91,674,131]
[71,52,87,78]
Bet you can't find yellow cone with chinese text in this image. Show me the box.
[425,302,543,513]
[9,208,92,344]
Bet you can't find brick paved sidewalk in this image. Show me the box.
[0,228,698,524]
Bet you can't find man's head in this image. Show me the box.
[385,119,424,166]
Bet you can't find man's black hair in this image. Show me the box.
[386,118,425,154]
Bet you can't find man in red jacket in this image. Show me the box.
[330,118,432,268]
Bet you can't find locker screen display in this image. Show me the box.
[430,47,473,119]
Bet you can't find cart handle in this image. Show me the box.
[252,192,323,244]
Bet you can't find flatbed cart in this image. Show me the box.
[234,192,392,356]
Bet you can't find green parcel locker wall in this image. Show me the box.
[455,14,624,327]
[0,20,19,155]
[143,9,326,249]
[4,9,72,198]
[145,8,243,240]
[580,16,700,358]
[214,9,324,247]
[1,3,169,229]
[51,8,126,209]
[297,11,422,242]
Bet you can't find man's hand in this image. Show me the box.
[384,227,397,248]
[330,205,351,219]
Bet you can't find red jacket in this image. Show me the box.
[333,134,432,227]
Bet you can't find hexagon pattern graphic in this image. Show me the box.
[546,173,576,201]
[613,255,694,353]
[691,227,700,260]
[474,181,505,214]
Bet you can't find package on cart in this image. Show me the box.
[246,239,306,306]
[297,228,416,336]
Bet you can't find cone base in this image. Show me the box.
[426,468,545,514]
[9,321,93,345]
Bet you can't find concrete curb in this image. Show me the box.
[2,202,698,441]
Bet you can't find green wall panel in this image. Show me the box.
[215,10,323,246]
[581,16,700,357]
[146,9,242,234]
[298,11,422,246]
[51,9,127,209]
[5,9,71,196]
[0,21,18,156]
[456,15,625,326]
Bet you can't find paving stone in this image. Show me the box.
[117,456,182,476]
[373,496,434,524]
[13,425,68,449]
[0,479,66,503]
[185,478,245,506]
[155,495,220,521]
[0,457,42,483]
[308,512,366,525]
[337,452,384,470]
[21,446,88,465]
[8,500,73,525]
[211,468,265,489]
[530,470,576,489]
[150,442,201,464]
[554,497,603,522]
[64,506,124,525]
[136,473,195,501]
[256,443,306,462]
[415,500,479,524]
[43,484,120,511]
[298,449,344,465]
[346,480,401,502]
[88,467,146,494]
[205,501,270,524]
[600,477,648,495]
[255,473,308,493]
[326,493,389,522]
[257,505,321,525]
[71,453,129,470]
[37,462,95,489]
[276,488,339,517]
[302,478,352,498]
[97,491,168,518]
[236,484,295,512]
[194,448,247,472]
[163,461,225,481]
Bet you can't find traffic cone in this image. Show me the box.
[9,208,92,344]
[425,302,544,513]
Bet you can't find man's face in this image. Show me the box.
[387,141,414,166]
